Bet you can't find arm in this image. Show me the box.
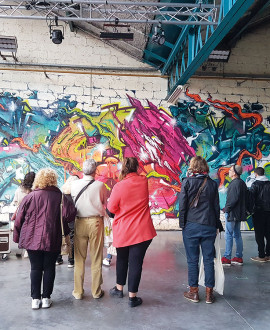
[62,195,77,223]
[179,179,189,229]
[13,198,28,243]
[224,182,240,213]
[107,184,120,215]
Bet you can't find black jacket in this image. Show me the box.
[179,175,220,229]
[250,179,270,212]
[224,178,247,221]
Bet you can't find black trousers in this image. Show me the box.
[27,250,59,299]
[116,239,152,293]
[253,211,270,258]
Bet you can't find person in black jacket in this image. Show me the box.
[179,156,222,304]
[222,165,247,266]
[250,167,270,262]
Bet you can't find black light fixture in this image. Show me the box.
[151,24,165,46]
[49,17,64,44]
[100,18,133,41]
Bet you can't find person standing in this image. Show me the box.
[13,168,76,309]
[107,157,157,308]
[179,156,222,304]
[250,167,270,262]
[71,159,107,300]
[56,175,79,267]
[222,165,247,266]
[12,171,35,257]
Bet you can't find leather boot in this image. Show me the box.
[184,287,199,303]
[206,287,214,304]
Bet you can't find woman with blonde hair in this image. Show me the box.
[107,157,157,307]
[14,168,76,310]
[179,156,222,304]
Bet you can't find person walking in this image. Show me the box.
[221,165,247,266]
[107,157,157,308]
[71,159,107,300]
[250,167,270,262]
[179,156,222,304]
[13,168,76,309]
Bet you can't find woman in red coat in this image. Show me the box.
[14,168,76,310]
[107,157,157,307]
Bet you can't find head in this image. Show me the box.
[32,168,58,190]
[119,157,139,180]
[229,164,243,179]
[21,171,35,190]
[254,167,264,177]
[61,175,79,194]
[188,156,209,174]
[82,159,97,176]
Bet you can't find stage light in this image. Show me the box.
[151,24,165,46]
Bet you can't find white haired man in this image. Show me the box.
[71,159,107,299]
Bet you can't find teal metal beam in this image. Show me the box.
[144,49,167,63]
[166,0,256,97]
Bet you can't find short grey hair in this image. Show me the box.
[234,165,243,176]
[83,159,97,175]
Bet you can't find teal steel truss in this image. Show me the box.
[164,0,256,98]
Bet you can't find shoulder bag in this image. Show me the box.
[189,177,208,208]
[74,179,95,204]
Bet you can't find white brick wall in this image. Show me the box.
[1,19,270,230]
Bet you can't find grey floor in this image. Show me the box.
[0,231,269,330]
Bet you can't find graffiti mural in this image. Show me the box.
[170,89,270,228]
[1,88,270,229]
[0,90,194,222]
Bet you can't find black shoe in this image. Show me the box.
[109,286,123,298]
[128,297,143,307]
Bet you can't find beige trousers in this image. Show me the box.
[73,216,104,298]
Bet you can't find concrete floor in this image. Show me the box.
[0,231,269,330]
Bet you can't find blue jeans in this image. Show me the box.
[182,222,216,288]
[224,213,243,259]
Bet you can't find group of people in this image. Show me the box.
[179,157,270,304]
[13,157,156,309]
[11,155,270,309]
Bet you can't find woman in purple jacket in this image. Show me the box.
[14,168,76,310]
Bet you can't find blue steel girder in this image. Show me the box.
[165,0,256,98]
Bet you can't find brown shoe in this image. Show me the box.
[251,256,267,263]
[184,287,199,303]
[206,287,214,304]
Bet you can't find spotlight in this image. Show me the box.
[49,17,64,44]
[151,24,165,46]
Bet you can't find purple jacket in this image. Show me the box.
[13,186,76,253]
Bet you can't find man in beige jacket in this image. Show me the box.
[71,159,107,299]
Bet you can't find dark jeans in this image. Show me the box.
[253,210,270,258]
[182,222,216,288]
[116,239,152,293]
[27,250,59,299]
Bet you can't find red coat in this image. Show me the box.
[13,186,76,253]
[107,173,157,248]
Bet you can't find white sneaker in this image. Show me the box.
[24,250,28,258]
[42,298,52,309]
[102,258,111,266]
[32,299,41,310]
